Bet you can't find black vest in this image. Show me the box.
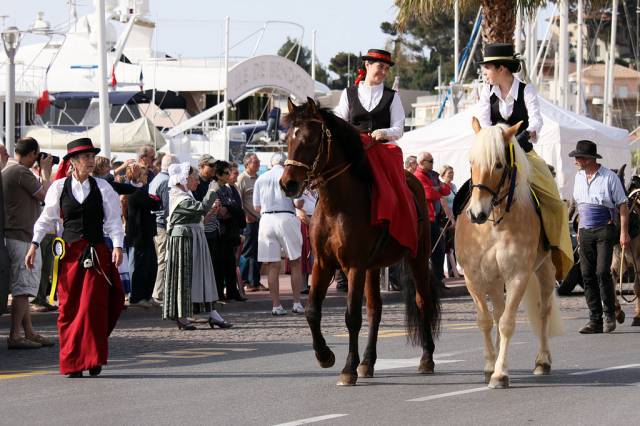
[490,81,532,152]
[346,85,395,132]
[60,176,104,245]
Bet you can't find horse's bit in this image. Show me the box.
[284,118,351,189]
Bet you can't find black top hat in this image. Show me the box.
[568,140,602,159]
[478,43,519,66]
[63,137,101,160]
[361,49,395,66]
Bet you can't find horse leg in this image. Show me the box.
[406,253,439,374]
[489,274,530,389]
[471,289,498,384]
[533,259,555,376]
[633,274,640,326]
[337,267,365,386]
[358,269,382,379]
[306,262,335,369]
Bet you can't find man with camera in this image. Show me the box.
[2,137,54,349]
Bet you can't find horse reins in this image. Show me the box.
[284,119,352,190]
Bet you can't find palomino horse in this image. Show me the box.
[280,98,441,386]
[455,118,563,389]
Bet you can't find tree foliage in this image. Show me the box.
[277,37,329,84]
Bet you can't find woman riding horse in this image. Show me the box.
[456,43,573,281]
[280,97,440,386]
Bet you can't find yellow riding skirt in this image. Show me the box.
[526,150,574,280]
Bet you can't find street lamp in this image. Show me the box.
[2,26,22,156]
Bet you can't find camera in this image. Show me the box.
[38,152,60,165]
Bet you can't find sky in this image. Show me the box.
[2,0,399,66]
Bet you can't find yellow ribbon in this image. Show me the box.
[48,238,66,305]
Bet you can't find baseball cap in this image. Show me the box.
[198,154,216,167]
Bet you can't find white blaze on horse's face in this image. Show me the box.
[468,158,498,224]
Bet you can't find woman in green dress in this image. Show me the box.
[163,163,232,330]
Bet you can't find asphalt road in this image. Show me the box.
[1,293,639,425]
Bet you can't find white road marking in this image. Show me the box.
[570,364,640,376]
[375,358,464,371]
[408,387,488,402]
[273,414,348,426]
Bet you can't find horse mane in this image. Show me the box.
[284,106,372,182]
[469,125,531,201]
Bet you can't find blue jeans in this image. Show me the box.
[240,222,261,286]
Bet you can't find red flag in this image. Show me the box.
[111,65,117,88]
[36,89,50,116]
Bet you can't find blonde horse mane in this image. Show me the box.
[469,125,531,203]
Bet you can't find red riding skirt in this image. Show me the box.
[57,239,125,374]
[361,134,418,256]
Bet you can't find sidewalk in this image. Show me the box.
[0,275,469,324]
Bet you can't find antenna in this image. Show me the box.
[0,15,9,29]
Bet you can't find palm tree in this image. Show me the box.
[395,0,548,44]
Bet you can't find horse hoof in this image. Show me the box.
[488,375,509,389]
[484,371,494,384]
[336,373,358,386]
[418,360,435,375]
[533,363,551,376]
[357,363,374,378]
[616,310,626,324]
[317,350,335,369]
[631,316,640,327]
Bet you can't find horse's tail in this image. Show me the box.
[403,266,441,346]
[523,273,564,338]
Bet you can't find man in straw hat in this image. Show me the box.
[570,140,630,334]
[25,137,125,377]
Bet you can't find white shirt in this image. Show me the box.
[32,175,125,248]
[475,77,543,135]
[253,165,295,213]
[334,83,405,142]
[294,189,318,216]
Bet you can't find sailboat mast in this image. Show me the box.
[605,0,619,125]
[576,0,584,114]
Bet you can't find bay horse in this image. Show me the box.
[279,98,441,386]
[455,118,564,389]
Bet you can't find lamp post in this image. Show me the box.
[2,26,22,156]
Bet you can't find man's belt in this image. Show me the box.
[262,210,295,215]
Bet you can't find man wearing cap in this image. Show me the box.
[194,154,216,201]
[333,48,418,258]
[455,43,574,283]
[571,140,630,334]
[25,138,125,377]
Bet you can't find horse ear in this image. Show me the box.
[503,121,523,142]
[287,98,296,114]
[306,97,318,114]
[471,117,482,134]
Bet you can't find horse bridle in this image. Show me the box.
[469,142,518,225]
[284,118,351,189]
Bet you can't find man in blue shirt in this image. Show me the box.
[571,140,630,334]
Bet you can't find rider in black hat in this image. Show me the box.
[456,42,574,282]
[570,139,630,334]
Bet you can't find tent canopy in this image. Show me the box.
[398,98,631,199]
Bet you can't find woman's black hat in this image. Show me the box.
[361,49,395,66]
[478,43,519,66]
[568,140,602,159]
[63,137,101,160]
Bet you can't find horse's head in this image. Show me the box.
[279,97,326,197]
[467,118,527,224]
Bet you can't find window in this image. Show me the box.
[590,84,601,96]
[618,85,629,98]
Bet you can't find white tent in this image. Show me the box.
[398,98,631,199]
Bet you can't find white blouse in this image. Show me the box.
[475,77,543,136]
[32,176,124,248]
[334,82,405,142]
